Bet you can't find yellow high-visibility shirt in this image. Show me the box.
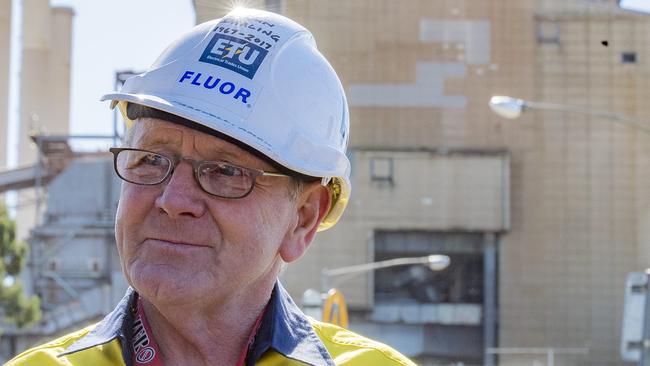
[6,284,416,366]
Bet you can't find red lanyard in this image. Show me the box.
[132,298,164,366]
[132,298,266,366]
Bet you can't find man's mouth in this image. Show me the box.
[146,238,211,248]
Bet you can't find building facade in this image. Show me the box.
[3,1,648,365]
[15,0,73,241]
[0,154,125,361]
[193,1,650,365]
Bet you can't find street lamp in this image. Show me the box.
[488,95,650,133]
[304,254,450,328]
[320,254,451,292]
[618,0,650,14]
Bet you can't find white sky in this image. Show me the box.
[51,0,195,135]
[8,0,195,161]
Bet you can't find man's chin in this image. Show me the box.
[129,269,207,304]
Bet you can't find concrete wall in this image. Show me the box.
[31,157,123,307]
[19,2,73,163]
[45,157,120,224]
[16,2,73,241]
[497,5,646,365]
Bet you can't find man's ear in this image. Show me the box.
[280,183,332,263]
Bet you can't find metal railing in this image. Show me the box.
[486,347,589,366]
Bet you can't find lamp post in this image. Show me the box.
[488,95,650,133]
[320,254,450,293]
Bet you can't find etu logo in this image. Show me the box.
[213,38,260,65]
[199,33,268,79]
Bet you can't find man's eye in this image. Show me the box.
[141,153,166,166]
[218,164,242,177]
[201,164,244,177]
[126,152,166,169]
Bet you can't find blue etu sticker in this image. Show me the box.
[199,33,268,79]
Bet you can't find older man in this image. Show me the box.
[8,8,415,366]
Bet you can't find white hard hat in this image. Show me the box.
[101,8,350,231]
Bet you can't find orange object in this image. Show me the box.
[322,288,349,328]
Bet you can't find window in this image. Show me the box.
[536,20,560,44]
[374,231,484,305]
[370,157,393,182]
[622,52,637,64]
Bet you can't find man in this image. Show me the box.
[7,8,415,366]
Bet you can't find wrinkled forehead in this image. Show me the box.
[128,118,182,145]
[128,118,259,163]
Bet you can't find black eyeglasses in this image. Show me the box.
[109,148,290,199]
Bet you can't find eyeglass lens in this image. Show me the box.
[116,149,171,185]
[114,149,256,198]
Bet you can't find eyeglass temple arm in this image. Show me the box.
[260,172,291,177]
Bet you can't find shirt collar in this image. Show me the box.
[60,283,334,366]
[247,282,334,366]
[59,287,135,361]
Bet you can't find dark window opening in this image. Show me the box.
[622,52,637,63]
[536,21,560,44]
[370,157,393,183]
[373,231,485,305]
[375,252,483,304]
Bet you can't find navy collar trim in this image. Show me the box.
[60,283,333,366]
[248,282,334,366]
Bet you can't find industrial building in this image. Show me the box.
[0,1,649,365]
[266,1,649,365]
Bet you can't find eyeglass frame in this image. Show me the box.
[109,147,291,199]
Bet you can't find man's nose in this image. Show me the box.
[155,162,207,219]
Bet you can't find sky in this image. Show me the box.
[7,0,195,161]
[50,0,195,136]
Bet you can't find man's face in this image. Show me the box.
[115,118,299,308]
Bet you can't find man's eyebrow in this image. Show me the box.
[205,148,246,162]
[134,131,182,148]
[196,145,263,167]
